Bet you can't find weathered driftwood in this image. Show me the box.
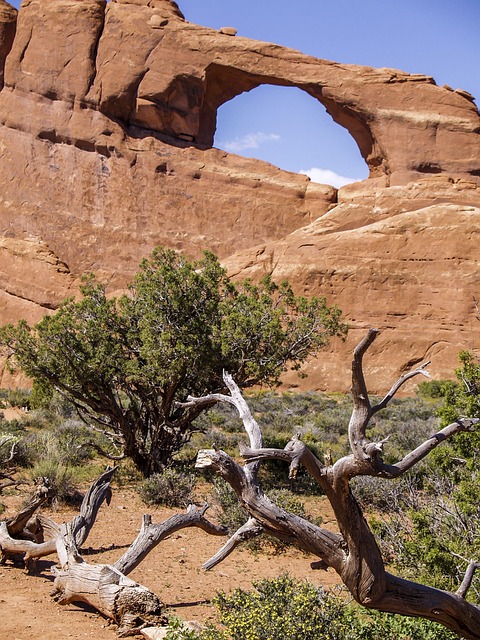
[0,467,115,572]
[114,503,227,575]
[194,333,480,640]
[6,476,52,536]
[52,521,165,637]
[51,504,227,636]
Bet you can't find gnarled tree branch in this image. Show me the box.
[114,504,227,575]
[194,331,480,639]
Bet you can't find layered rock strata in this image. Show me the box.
[0,0,478,390]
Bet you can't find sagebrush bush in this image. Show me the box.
[139,467,196,507]
[19,420,96,469]
[212,477,248,533]
[0,387,32,410]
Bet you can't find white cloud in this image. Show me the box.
[221,132,280,153]
[300,167,362,189]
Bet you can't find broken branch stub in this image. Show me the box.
[0,467,116,572]
[52,522,164,637]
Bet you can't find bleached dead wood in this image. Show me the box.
[195,332,480,640]
[0,467,115,572]
[114,504,227,575]
[52,521,164,637]
[51,504,227,636]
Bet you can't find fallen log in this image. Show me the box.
[52,522,165,637]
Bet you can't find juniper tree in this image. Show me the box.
[0,247,346,476]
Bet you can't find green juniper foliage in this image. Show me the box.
[367,355,480,601]
[0,247,346,476]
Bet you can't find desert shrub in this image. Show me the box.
[167,576,459,640]
[164,617,202,640]
[372,459,480,598]
[201,575,349,640]
[212,477,248,533]
[348,607,459,640]
[0,387,32,410]
[139,467,196,507]
[29,459,83,505]
[188,575,459,640]
[20,420,96,469]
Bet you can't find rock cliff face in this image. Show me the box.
[0,0,479,391]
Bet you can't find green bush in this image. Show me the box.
[180,576,459,640]
[202,575,349,640]
[416,379,458,400]
[0,387,32,409]
[18,420,96,469]
[212,477,248,533]
[139,467,196,507]
[164,617,201,640]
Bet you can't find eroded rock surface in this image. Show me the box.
[0,0,479,390]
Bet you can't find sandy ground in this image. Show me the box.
[0,483,341,639]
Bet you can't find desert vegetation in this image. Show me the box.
[0,247,346,477]
[0,342,479,637]
[1,249,480,638]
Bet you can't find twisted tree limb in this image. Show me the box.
[114,504,227,575]
[195,332,480,639]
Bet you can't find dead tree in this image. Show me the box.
[0,467,115,572]
[1,466,227,635]
[192,329,480,640]
[51,504,227,636]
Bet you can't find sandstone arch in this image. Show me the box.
[2,0,477,186]
[195,62,376,177]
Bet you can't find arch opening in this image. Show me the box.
[213,84,370,188]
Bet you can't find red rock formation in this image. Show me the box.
[0,0,16,88]
[0,0,479,390]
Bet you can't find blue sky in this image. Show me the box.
[9,0,480,187]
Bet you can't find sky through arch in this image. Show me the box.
[214,85,369,188]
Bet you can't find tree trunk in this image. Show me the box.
[51,505,226,636]
[52,523,164,637]
[192,355,480,639]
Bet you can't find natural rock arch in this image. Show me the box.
[195,62,375,176]
[0,0,479,392]
[3,0,476,186]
